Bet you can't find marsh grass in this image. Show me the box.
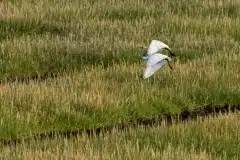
[0,0,239,156]
[2,113,240,159]
[0,19,67,41]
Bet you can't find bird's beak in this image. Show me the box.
[169,51,176,57]
[165,48,176,57]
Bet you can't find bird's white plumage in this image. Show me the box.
[143,60,167,79]
[143,53,172,79]
[146,40,170,56]
[146,53,169,66]
[141,40,174,79]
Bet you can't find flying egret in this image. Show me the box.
[140,40,176,79]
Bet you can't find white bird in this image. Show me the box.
[140,40,176,79]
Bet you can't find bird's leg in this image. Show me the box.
[168,63,173,70]
[165,58,173,70]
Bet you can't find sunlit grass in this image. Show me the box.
[2,113,240,159]
[0,0,239,152]
[0,53,240,139]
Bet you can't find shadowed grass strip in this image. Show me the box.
[0,40,140,83]
[0,19,67,41]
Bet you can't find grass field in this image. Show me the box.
[1,113,240,159]
[0,0,240,159]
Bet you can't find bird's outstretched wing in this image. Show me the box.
[143,53,169,79]
[147,40,170,56]
[143,60,167,79]
[146,53,168,66]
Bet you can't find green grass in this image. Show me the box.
[0,19,67,41]
[1,113,240,159]
[0,0,240,157]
